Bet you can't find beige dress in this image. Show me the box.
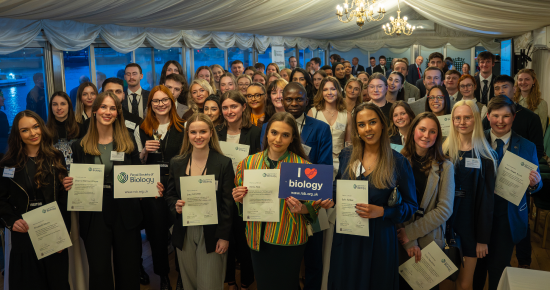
[310,107,347,178]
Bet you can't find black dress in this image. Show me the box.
[453,151,478,257]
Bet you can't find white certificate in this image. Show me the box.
[336,180,369,237]
[495,151,538,206]
[68,164,104,211]
[219,141,250,171]
[243,169,280,222]
[22,201,73,260]
[180,175,218,226]
[437,114,452,136]
[113,165,160,198]
[399,241,458,290]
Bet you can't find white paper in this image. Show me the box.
[495,151,538,206]
[465,157,480,169]
[22,201,73,260]
[219,141,250,171]
[180,175,218,226]
[302,144,312,156]
[68,164,104,211]
[243,169,280,222]
[113,165,160,198]
[3,167,14,178]
[125,120,136,129]
[436,114,451,136]
[399,242,458,290]
[336,180,369,237]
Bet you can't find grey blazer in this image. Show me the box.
[398,160,455,250]
[403,81,420,102]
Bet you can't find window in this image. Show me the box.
[0,48,48,128]
[194,47,225,73]
[257,47,272,71]
[154,48,182,85]
[303,48,325,67]
[299,49,304,68]
[228,47,253,68]
[285,47,296,69]
[447,45,471,74]
[64,48,90,108]
[135,48,154,90]
[94,47,132,89]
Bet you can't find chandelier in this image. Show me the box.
[383,0,414,36]
[335,0,386,28]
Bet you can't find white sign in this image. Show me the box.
[68,164,104,211]
[180,175,218,226]
[272,45,286,71]
[243,169,280,222]
[113,165,160,198]
[495,151,538,206]
[219,141,250,171]
[436,114,452,136]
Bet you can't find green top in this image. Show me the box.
[95,142,113,178]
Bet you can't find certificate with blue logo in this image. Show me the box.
[113,165,160,198]
[68,164,104,211]
[219,141,250,171]
[336,180,369,237]
[243,169,280,222]
[279,163,333,201]
[180,175,218,226]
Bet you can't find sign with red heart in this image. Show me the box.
[279,163,333,200]
[304,168,317,179]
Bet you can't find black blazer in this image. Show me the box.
[0,157,70,231]
[122,89,150,117]
[373,64,387,75]
[474,74,497,105]
[407,64,422,85]
[390,134,402,145]
[216,125,262,155]
[71,140,142,240]
[165,150,235,253]
[352,64,365,76]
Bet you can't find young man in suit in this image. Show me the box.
[366,56,376,75]
[415,52,445,97]
[351,57,365,76]
[407,56,423,84]
[310,57,322,73]
[329,54,341,65]
[392,58,421,102]
[231,60,244,77]
[124,63,150,119]
[474,96,542,290]
[475,51,498,105]
[444,69,463,101]
[373,55,388,75]
[409,67,444,115]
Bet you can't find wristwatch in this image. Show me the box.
[528,182,539,192]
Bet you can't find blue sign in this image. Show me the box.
[279,163,333,201]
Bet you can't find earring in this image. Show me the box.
[93,113,96,117]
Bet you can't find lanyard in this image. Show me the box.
[187,154,207,176]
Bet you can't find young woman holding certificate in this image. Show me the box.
[328,103,418,290]
[217,90,262,290]
[135,85,185,289]
[232,112,333,290]
[397,112,455,290]
[442,100,497,290]
[165,113,235,290]
[63,91,164,290]
[0,110,70,290]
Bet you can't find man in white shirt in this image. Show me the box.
[124,63,150,119]
[475,51,498,105]
[444,70,462,101]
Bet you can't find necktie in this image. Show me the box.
[352,66,356,75]
[495,139,504,165]
[417,66,421,78]
[481,80,489,104]
[131,93,139,114]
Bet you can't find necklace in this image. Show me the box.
[458,150,467,161]
[326,109,337,118]
[194,160,207,172]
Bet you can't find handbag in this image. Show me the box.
[387,185,402,207]
[444,223,463,282]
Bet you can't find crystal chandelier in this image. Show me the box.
[335,0,386,29]
[383,0,414,36]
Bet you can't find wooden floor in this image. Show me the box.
[1,209,549,290]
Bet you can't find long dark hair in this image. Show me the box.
[46,91,80,141]
[0,110,67,187]
[425,85,452,115]
[388,101,415,137]
[218,90,253,130]
[75,82,98,123]
[261,112,309,161]
[289,68,315,105]
[401,112,448,174]
[264,78,288,121]
[159,60,184,85]
[388,71,405,101]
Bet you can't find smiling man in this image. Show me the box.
[475,51,498,105]
[124,63,150,119]
[408,67,446,115]
[444,70,462,101]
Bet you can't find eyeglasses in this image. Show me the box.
[459,84,474,89]
[245,93,265,100]
[151,98,171,105]
[428,96,444,101]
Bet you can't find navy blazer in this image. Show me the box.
[260,115,333,166]
[484,130,542,244]
[407,64,422,85]
[366,66,375,76]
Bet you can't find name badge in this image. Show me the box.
[29,201,43,207]
[111,151,125,161]
[465,158,480,169]
[334,122,346,132]
[160,164,169,168]
[302,144,312,156]
[3,167,15,178]
[407,98,415,103]
[125,120,136,130]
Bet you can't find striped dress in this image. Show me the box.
[235,150,321,251]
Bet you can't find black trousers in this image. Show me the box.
[303,230,324,290]
[83,211,141,290]
[9,231,70,290]
[225,212,255,286]
[140,196,171,275]
[472,214,515,290]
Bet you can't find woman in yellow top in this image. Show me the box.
[232,112,333,290]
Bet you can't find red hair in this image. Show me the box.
[458,74,477,90]
[140,85,185,136]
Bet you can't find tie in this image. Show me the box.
[495,139,504,165]
[417,66,421,78]
[131,93,139,114]
[481,80,489,104]
[352,66,356,75]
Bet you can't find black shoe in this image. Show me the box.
[161,275,172,290]
[140,265,150,285]
[176,273,184,290]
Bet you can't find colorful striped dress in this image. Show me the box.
[234,150,321,251]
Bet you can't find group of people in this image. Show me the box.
[0,49,546,290]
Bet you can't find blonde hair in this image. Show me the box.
[344,77,363,107]
[188,79,214,112]
[194,66,218,95]
[236,74,252,84]
[313,76,346,112]
[178,113,223,156]
[442,100,497,172]
[80,92,134,155]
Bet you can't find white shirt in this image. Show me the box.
[479,74,493,95]
[450,91,459,101]
[227,134,240,144]
[128,87,144,118]
[490,129,511,153]
[296,113,306,134]
[157,123,169,140]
